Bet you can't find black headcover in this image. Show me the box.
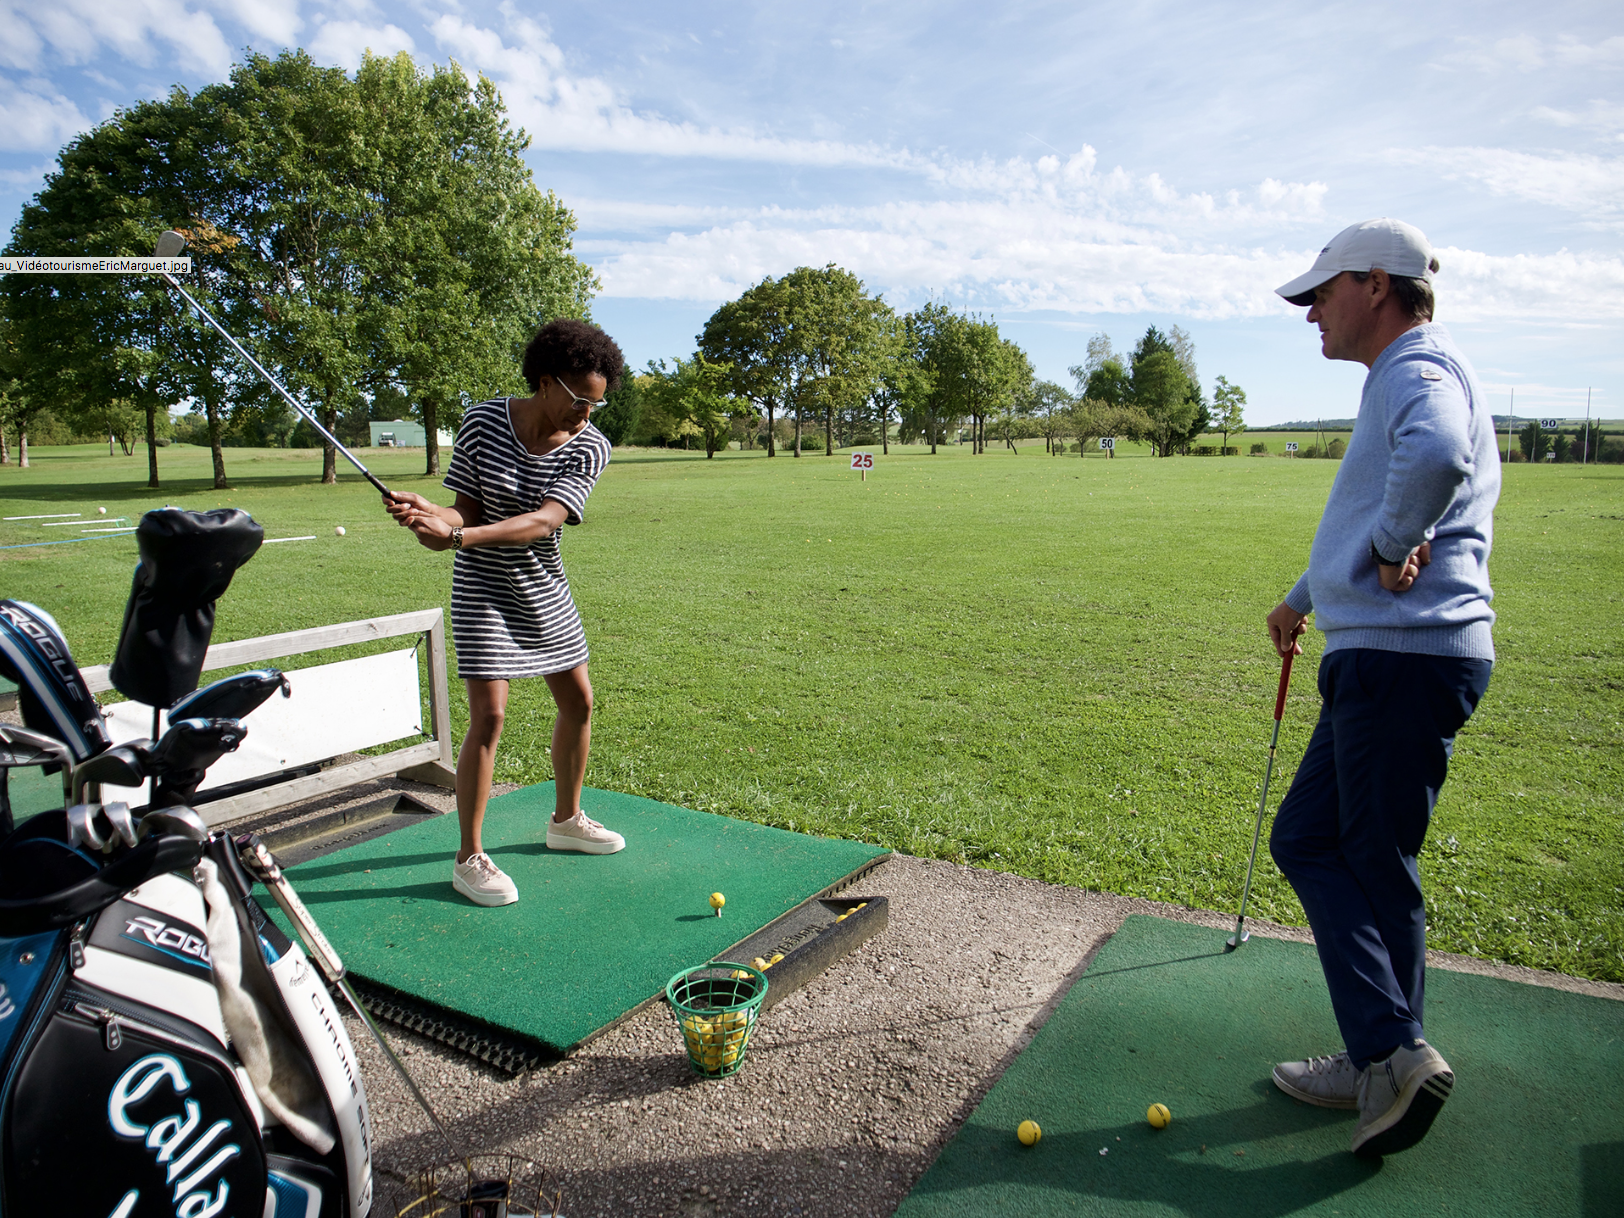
[109,508,263,709]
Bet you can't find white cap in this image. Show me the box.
[1276,218,1437,306]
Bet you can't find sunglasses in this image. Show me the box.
[553,376,607,412]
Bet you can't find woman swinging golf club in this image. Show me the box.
[386,319,626,906]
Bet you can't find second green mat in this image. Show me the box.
[282,783,887,1052]
[899,914,1623,1218]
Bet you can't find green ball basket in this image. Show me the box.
[666,962,768,1079]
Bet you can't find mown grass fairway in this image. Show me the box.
[2,442,1619,980]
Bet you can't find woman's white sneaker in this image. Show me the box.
[452,852,518,906]
[546,811,625,854]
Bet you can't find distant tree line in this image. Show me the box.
[0,49,595,487]
[594,269,1245,461]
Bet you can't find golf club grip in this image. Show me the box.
[240,839,347,982]
[1275,652,1294,720]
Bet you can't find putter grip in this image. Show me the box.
[1274,652,1294,720]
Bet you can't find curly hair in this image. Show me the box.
[521,319,625,394]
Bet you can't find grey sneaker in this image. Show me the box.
[1351,1039,1454,1157]
[1273,1051,1360,1109]
[452,852,518,906]
[545,810,626,855]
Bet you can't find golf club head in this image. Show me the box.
[1224,929,1249,952]
[155,229,187,258]
[0,723,72,771]
[66,803,108,852]
[137,805,210,843]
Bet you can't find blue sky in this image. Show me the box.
[3,1,1621,424]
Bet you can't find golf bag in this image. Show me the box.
[0,509,375,1218]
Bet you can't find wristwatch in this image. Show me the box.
[451,526,464,551]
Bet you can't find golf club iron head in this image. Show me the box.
[156,229,187,257]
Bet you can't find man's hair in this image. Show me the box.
[1350,259,1440,323]
[522,319,625,394]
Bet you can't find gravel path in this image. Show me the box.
[347,845,1623,1218]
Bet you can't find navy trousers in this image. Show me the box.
[1269,648,1492,1069]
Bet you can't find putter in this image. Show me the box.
[153,230,394,501]
[1225,649,1295,951]
[237,835,464,1162]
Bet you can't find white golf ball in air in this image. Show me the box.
[334,526,346,537]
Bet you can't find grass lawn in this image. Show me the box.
[1,440,1619,982]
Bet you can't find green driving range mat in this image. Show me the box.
[279,782,886,1053]
[899,915,1623,1218]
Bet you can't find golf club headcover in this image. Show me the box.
[0,600,111,764]
[110,508,264,708]
[150,716,247,805]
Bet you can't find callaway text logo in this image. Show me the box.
[124,915,212,968]
[107,1054,240,1218]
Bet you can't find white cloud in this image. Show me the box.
[580,196,1624,327]
[0,82,92,152]
[222,0,301,45]
[307,19,417,71]
[1436,34,1624,73]
[1532,100,1624,140]
[1391,146,1624,229]
[0,0,234,76]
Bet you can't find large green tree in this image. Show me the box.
[699,276,794,457]
[355,53,596,476]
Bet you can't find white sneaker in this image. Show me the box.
[451,852,518,906]
[545,810,625,855]
[1273,1051,1360,1109]
[1351,1039,1454,1157]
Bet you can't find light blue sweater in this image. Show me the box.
[1284,324,1500,660]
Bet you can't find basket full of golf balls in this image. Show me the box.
[666,962,768,1078]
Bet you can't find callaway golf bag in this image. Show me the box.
[0,508,375,1218]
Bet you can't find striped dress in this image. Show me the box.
[442,399,611,680]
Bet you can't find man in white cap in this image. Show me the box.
[1263,219,1499,1157]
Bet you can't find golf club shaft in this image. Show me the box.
[1230,651,1294,945]
[159,273,393,499]
[240,838,461,1160]
[333,975,464,1163]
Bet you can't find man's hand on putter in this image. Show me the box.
[1377,541,1431,593]
[1267,602,1308,657]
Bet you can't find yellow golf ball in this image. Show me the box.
[1147,1103,1171,1129]
[709,892,725,909]
[1017,1120,1041,1146]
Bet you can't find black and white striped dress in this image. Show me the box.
[442,399,611,681]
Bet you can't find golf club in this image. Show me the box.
[1225,649,1295,951]
[237,835,464,1163]
[153,230,395,500]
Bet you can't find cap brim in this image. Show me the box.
[1276,266,1331,307]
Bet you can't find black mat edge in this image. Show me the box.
[345,849,893,1074]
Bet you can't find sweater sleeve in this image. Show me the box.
[1284,572,1313,614]
[1371,360,1476,562]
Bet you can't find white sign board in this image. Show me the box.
[850,452,873,470]
[1285,441,1300,452]
[1099,437,1115,450]
[1540,418,1560,430]
[97,647,424,802]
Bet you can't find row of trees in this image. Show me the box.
[0,49,595,487]
[597,267,1245,460]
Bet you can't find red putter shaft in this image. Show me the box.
[1226,648,1296,951]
